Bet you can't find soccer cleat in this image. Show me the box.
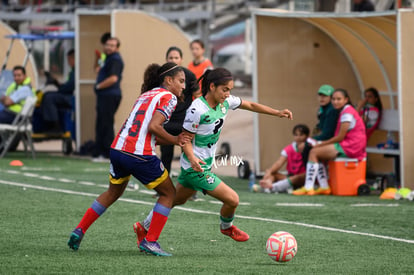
[314,187,332,195]
[220,225,249,242]
[292,187,315,196]
[133,222,148,245]
[139,238,172,256]
[68,228,84,251]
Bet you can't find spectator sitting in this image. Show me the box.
[356,87,382,140]
[0,65,35,124]
[310,84,339,143]
[293,89,367,196]
[41,49,75,134]
[259,124,311,193]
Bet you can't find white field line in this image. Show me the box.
[2,169,137,191]
[0,179,153,206]
[58,178,76,183]
[78,181,96,186]
[1,179,414,245]
[139,190,157,195]
[5,170,19,174]
[351,203,399,207]
[39,176,56,180]
[21,167,61,171]
[83,168,108,172]
[276,203,324,207]
[209,201,251,206]
[23,172,39,177]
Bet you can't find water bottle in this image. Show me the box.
[407,191,414,201]
[371,177,381,191]
[384,132,395,149]
[248,171,255,191]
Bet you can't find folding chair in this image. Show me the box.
[0,96,37,158]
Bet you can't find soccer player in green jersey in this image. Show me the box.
[134,68,293,245]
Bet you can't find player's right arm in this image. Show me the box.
[181,101,205,171]
[148,111,190,146]
[181,130,205,172]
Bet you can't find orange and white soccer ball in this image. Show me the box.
[266,231,297,262]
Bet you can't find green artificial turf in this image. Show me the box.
[1,153,413,274]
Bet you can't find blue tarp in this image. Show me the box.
[5,31,75,41]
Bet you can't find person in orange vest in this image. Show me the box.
[0,65,35,123]
[187,39,213,85]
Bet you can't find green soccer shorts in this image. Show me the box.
[178,168,222,194]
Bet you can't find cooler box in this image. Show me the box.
[328,158,366,196]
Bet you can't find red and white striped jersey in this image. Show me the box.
[111,87,177,155]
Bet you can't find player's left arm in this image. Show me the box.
[239,100,293,120]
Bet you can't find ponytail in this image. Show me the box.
[141,62,183,94]
[141,63,161,94]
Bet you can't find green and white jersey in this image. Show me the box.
[181,95,242,171]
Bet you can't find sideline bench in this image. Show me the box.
[365,109,400,155]
[365,109,400,182]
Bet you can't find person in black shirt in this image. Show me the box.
[93,37,124,161]
[41,49,75,133]
[160,46,200,173]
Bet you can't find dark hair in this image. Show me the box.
[100,32,111,44]
[199,68,233,97]
[292,124,310,136]
[364,87,383,112]
[67,49,75,56]
[190,39,205,49]
[301,142,312,168]
[165,46,183,60]
[141,62,184,93]
[293,124,311,168]
[333,88,353,107]
[13,65,26,75]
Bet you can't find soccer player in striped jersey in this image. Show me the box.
[68,63,191,256]
[135,68,293,244]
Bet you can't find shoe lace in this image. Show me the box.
[231,227,242,237]
[146,241,161,250]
